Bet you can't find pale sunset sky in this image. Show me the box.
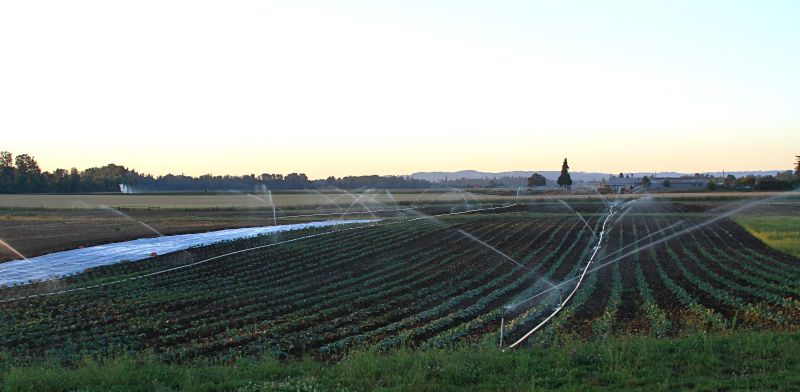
[1,1,798,178]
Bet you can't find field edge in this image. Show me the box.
[2,330,798,391]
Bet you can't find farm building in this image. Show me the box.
[651,176,709,190]
[607,175,709,192]
[607,176,641,192]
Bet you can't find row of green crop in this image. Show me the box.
[0,220,447,353]
[0,221,462,355]
[691,228,800,297]
[0,220,428,342]
[413,220,590,349]
[1,214,564,362]
[532,210,800,342]
[495,216,604,345]
[145,216,561,360]
[319,218,579,353]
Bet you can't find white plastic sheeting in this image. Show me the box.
[0,220,376,287]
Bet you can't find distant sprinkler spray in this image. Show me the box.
[267,189,277,226]
[557,199,598,239]
[0,239,27,261]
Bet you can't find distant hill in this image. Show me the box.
[410,170,788,183]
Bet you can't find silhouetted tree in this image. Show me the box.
[662,179,671,188]
[0,150,437,193]
[487,179,504,188]
[14,154,41,192]
[67,168,79,191]
[755,175,791,190]
[618,173,624,178]
[0,151,14,193]
[723,174,736,189]
[738,175,757,188]
[641,176,651,188]
[0,151,12,168]
[775,170,795,183]
[557,158,572,189]
[795,155,800,179]
[527,173,547,187]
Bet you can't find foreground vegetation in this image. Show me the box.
[1,331,798,391]
[736,216,800,258]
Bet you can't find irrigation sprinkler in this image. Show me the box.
[0,203,519,303]
[557,200,598,240]
[502,189,800,349]
[457,229,531,271]
[507,202,617,349]
[96,204,195,261]
[0,239,28,262]
[499,309,505,348]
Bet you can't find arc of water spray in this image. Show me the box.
[336,190,380,221]
[0,239,27,261]
[604,196,647,232]
[504,189,800,348]
[507,203,617,349]
[577,192,796,281]
[592,187,611,211]
[0,203,518,303]
[503,214,679,313]
[408,185,443,207]
[598,220,686,263]
[557,199,598,239]
[384,190,401,210]
[267,190,277,226]
[504,218,684,316]
[503,197,660,312]
[0,238,49,279]
[97,204,194,259]
[503,194,768,313]
[456,229,532,272]
[0,222,383,304]
[246,192,279,226]
[310,190,346,210]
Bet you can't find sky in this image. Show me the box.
[1,1,798,179]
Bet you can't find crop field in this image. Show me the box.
[0,191,512,209]
[1,197,799,364]
[0,190,786,209]
[1,192,793,261]
[0,208,375,262]
[735,216,800,258]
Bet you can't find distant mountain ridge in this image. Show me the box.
[410,170,786,182]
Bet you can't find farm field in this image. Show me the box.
[1,196,799,366]
[0,207,391,262]
[0,190,789,209]
[2,192,796,262]
[735,216,800,258]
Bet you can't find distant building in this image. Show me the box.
[608,176,641,192]
[607,175,709,192]
[652,176,709,190]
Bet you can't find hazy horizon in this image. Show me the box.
[2,1,798,178]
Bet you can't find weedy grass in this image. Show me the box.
[1,330,798,391]
[735,216,800,258]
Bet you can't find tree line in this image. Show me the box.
[0,151,431,193]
